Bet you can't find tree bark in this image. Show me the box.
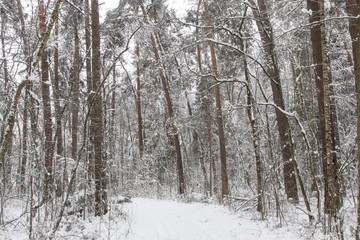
[319,0,342,223]
[71,9,80,161]
[136,44,144,158]
[307,0,342,219]
[39,0,54,201]
[85,0,94,177]
[91,0,107,216]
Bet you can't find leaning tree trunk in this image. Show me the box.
[203,0,230,198]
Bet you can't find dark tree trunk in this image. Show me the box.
[85,0,94,178]
[71,10,80,160]
[136,44,144,158]
[39,0,54,201]
[91,0,107,216]
[52,12,64,198]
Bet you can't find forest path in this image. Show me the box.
[123,198,296,240]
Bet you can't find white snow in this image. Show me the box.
[1,197,329,239]
[122,198,299,240]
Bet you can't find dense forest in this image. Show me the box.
[1,0,360,239]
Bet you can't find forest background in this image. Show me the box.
[1,0,360,239]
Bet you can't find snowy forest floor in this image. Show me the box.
[1,195,349,239]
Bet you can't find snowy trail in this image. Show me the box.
[123,198,297,240]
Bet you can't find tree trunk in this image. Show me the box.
[195,0,216,196]
[39,0,54,201]
[251,0,299,202]
[85,0,94,178]
[307,0,342,220]
[319,0,342,225]
[91,0,107,216]
[53,18,63,156]
[71,9,80,161]
[240,33,263,216]
[17,0,30,194]
[136,44,144,159]
[139,0,186,195]
[204,0,230,198]
[52,12,64,198]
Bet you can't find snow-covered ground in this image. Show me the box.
[1,197,332,239]
[125,198,299,240]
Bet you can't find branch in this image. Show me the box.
[276,15,360,41]
[0,80,28,172]
[32,0,64,70]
